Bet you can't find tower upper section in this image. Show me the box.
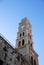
[16,17,33,48]
[19,17,32,31]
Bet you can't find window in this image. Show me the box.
[17,56,20,61]
[30,43,32,47]
[21,24,25,30]
[7,63,10,65]
[18,41,21,47]
[31,56,33,65]
[0,59,4,65]
[20,33,21,37]
[22,39,24,45]
[34,59,36,65]
[23,32,24,36]
[28,41,30,44]
[10,58,12,61]
[7,64,9,65]
[3,46,8,52]
[28,33,30,36]
[4,53,7,60]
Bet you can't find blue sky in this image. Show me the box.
[0,0,44,65]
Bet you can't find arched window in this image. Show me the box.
[30,43,32,47]
[28,33,30,37]
[7,63,10,65]
[17,56,20,61]
[28,41,30,44]
[18,41,21,47]
[34,59,36,65]
[0,59,4,65]
[23,32,24,36]
[22,39,24,45]
[20,33,21,37]
[31,56,33,65]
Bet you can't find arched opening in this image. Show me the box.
[0,59,4,65]
[30,43,32,47]
[22,39,24,45]
[31,56,33,65]
[18,41,21,47]
[28,41,30,44]
[34,59,36,65]
[6,63,10,65]
[17,56,20,61]
[28,33,30,36]
[23,32,24,36]
[20,33,21,37]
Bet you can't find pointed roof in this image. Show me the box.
[21,17,29,23]
[19,17,32,26]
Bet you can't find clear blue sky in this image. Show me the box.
[0,0,44,65]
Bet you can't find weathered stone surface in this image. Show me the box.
[0,18,39,65]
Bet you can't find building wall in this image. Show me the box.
[0,36,29,65]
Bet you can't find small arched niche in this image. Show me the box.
[31,56,33,65]
[22,39,25,46]
[34,59,36,65]
[18,41,21,47]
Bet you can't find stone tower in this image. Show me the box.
[16,17,33,48]
[16,17,39,65]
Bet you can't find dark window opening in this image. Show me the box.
[3,46,8,52]
[4,53,7,60]
[31,56,33,65]
[28,41,30,44]
[31,44,32,47]
[22,39,24,45]
[34,60,36,65]
[7,63,10,65]
[21,57,24,62]
[0,59,4,65]
[18,41,21,47]
[23,32,24,36]
[10,58,12,61]
[28,33,30,36]
[17,56,20,61]
[7,63,9,65]
[20,34,21,37]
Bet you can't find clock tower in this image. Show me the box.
[16,17,39,65]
